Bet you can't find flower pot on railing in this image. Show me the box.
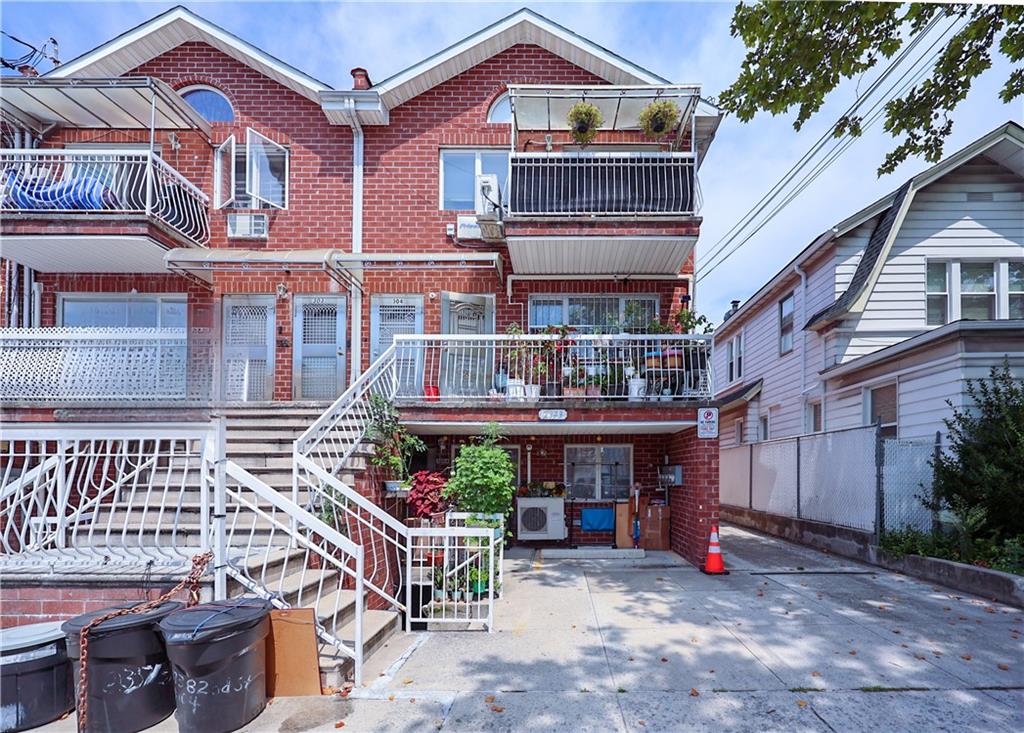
[525,384,541,401]
[506,378,526,402]
[628,377,647,402]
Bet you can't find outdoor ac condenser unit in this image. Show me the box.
[227,213,268,238]
[516,497,566,541]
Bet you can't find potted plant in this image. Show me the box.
[443,423,516,523]
[407,470,448,520]
[605,363,627,397]
[432,567,446,602]
[585,373,604,398]
[673,308,715,335]
[638,99,680,139]
[367,394,426,491]
[567,101,602,146]
[564,364,587,398]
[468,566,489,596]
[504,322,528,402]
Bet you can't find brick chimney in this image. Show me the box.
[350,68,371,90]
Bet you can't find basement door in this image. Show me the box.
[292,295,347,400]
[370,295,424,396]
[222,295,275,402]
[440,292,495,397]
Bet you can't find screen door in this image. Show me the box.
[293,295,346,400]
[370,295,424,396]
[222,295,275,401]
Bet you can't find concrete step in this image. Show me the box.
[319,609,403,688]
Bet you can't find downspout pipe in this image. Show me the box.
[345,99,364,380]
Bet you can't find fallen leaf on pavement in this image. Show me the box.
[985,607,996,614]
[811,671,821,678]
[660,657,668,663]
[998,663,1010,671]
[388,696,395,702]
[490,705,505,713]
[849,651,857,656]
[402,678,414,685]
[334,723,345,729]
[485,695,495,703]
[796,700,808,708]
[961,654,972,661]
[637,721,646,727]
[689,688,699,697]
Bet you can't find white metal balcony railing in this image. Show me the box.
[0,148,210,245]
[391,333,713,402]
[0,327,213,403]
[507,152,697,217]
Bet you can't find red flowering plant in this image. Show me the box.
[407,470,449,519]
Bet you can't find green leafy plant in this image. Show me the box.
[567,101,602,145]
[367,394,425,485]
[638,99,680,139]
[407,470,448,519]
[443,423,515,517]
[673,308,715,335]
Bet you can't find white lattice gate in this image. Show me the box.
[222,296,275,401]
[293,295,346,400]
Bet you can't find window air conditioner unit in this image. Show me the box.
[227,213,268,239]
[516,496,566,541]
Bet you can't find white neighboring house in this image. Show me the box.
[713,120,1024,447]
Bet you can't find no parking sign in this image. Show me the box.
[697,407,719,439]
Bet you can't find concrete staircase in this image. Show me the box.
[216,402,402,686]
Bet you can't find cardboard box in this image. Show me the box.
[615,502,633,548]
[640,503,670,550]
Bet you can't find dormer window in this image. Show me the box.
[180,85,234,123]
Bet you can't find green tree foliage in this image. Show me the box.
[719,2,1024,174]
[443,424,515,516]
[928,360,1024,540]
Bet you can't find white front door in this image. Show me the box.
[222,295,275,401]
[293,295,347,400]
[440,292,494,396]
[370,295,424,395]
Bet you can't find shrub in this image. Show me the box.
[367,394,425,484]
[407,470,448,519]
[443,423,515,517]
[567,102,602,145]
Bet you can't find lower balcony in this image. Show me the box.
[392,334,712,406]
[0,327,212,408]
[1,149,210,270]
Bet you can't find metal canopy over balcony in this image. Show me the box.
[0,77,212,138]
[506,235,695,276]
[508,85,700,136]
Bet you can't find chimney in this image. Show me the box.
[723,299,741,321]
[17,64,39,77]
[350,68,371,90]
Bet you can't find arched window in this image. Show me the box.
[180,85,234,123]
[487,92,512,124]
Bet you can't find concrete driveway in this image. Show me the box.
[247,524,1022,732]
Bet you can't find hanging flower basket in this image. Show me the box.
[567,101,602,145]
[638,99,680,140]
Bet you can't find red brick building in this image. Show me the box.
[0,7,723,644]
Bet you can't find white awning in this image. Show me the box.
[164,248,351,286]
[0,77,211,139]
[506,236,695,276]
[405,420,696,435]
[509,85,700,132]
[1,235,178,274]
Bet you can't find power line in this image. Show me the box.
[1,30,60,72]
[694,14,949,281]
[696,16,965,284]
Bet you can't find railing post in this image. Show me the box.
[354,549,365,687]
[487,531,495,633]
[53,440,69,549]
[404,532,413,633]
[199,430,211,554]
[213,417,228,600]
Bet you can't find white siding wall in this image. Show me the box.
[838,158,1024,363]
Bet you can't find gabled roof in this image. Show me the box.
[370,8,669,109]
[46,5,332,102]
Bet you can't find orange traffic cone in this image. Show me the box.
[701,524,729,575]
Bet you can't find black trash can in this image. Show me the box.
[158,598,272,733]
[0,621,75,732]
[62,602,182,733]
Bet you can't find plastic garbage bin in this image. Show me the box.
[159,598,272,733]
[0,621,75,732]
[62,602,182,733]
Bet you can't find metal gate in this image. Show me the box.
[440,292,494,396]
[222,295,275,401]
[293,295,347,400]
[370,295,423,395]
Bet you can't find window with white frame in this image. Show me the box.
[1009,262,1024,319]
[734,419,744,445]
[564,444,632,501]
[926,261,949,325]
[440,149,509,210]
[924,261,1023,323]
[807,401,823,433]
[180,85,234,123]
[726,333,743,383]
[758,415,770,442]
[867,383,898,439]
[527,294,659,333]
[58,294,186,328]
[214,129,289,210]
[779,292,795,354]
[487,92,512,124]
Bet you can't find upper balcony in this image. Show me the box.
[0,77,212,273]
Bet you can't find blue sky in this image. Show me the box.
[3,1,1019,322]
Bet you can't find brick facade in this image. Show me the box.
[1,581,193,628]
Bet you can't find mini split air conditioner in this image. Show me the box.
[516,496,566,541]
[227,213,268,239]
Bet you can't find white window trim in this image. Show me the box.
[527,294,660,332]
[734,419,744,445]
[214,134,236,209]
[564,443,633,501]
[726,331,743,385]
[925,259,1023,324]
[778,291,795,355]
[56,292,187,327]
[245,128,289,210]
[179,84,235,122]
[863,381,899,437]
[438,147,509,211]
[486,92,511,124]
[758,414,770,442]
[805,400,823,434]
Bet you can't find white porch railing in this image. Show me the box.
[0,327,213,403]
[508,152,697,216]
[0,148,210,246]
[392,333,713,402]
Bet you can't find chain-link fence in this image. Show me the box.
[719,425,940,536]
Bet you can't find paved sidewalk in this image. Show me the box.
[44,524,1024,731]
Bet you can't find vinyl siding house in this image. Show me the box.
[713,121,1024,448]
